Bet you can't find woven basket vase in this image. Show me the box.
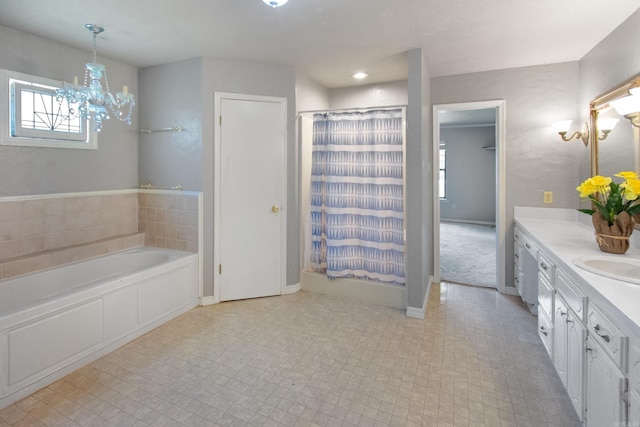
[592,211,634,254]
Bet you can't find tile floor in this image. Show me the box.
[0,283,580,426]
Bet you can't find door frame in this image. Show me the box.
[213,92,288,303]
[432,100,507,294]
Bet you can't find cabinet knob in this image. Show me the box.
[539,326,548,336]
[525,243,531,249]
[540,263,548,271]
[593,324,610,342]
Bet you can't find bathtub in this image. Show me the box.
[0,247,199,410]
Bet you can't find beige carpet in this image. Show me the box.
[440,221,496,288]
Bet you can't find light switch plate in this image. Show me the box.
[543,191,553,204]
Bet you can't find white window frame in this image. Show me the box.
[0,69,97,149]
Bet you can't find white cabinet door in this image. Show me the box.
[566,310,586,420]
[629,390,640,426]
[514,238,523,297]
[585,338,627,427]
[553,295,568,386]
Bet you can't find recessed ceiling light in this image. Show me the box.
[262,0,288,7]
[352,72,368,79]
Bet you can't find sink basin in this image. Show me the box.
[573,256,640,285]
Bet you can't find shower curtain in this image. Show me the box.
[308,108,405,285]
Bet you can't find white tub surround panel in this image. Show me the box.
[0,247,199,410]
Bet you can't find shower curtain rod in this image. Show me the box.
[295,104,407,120]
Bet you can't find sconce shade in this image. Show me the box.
[610,94,640,116]
[597,117,619,132]
[552,120,572,134]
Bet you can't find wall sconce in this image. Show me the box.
[552,118,618,146]
[553,120,589,146]
[609,87,640,127]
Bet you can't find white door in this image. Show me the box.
[215,93,286,302]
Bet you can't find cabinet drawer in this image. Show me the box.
[514,226,523,245]
[587,304,628,372]
[514,271,523,296]
[538,309,553,358]
[521,233,538,259]
[538,273,554,320]
[555,270,587,323]
[537,251,555,284]
[514,242,523,271]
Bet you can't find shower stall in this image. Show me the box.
[298,107,407,309]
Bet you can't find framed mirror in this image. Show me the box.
[590,74,640,228]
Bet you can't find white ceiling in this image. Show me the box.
[0,0,638,88]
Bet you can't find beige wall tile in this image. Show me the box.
[64,197,86,214]
[0,201,22,220]
[0,220,21,241]
[21,236,45,255]
[44,232,65,251]
[0,239,22,259]
[44,215,67,234]
[21,199,46,218]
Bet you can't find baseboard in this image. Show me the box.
[504,286,520,297]
[406,277,432,319]
[285,282,300,294]
[200,296,215,306]
[441,218,496,227]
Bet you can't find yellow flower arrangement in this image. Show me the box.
[577,171,640,226]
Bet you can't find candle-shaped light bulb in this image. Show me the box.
[122,85,128,95]
[73,76,78,86]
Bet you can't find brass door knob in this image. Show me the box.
[271,205,280,213]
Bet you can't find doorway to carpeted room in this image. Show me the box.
[440,221,496,288]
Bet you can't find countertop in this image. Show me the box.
[514,207,640,337]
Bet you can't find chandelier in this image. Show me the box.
[56,24,135,132]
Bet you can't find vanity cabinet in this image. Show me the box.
[514,225,539,315]
[515,219,637,426]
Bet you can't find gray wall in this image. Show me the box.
[432,62,581,291]
[329,80,408,109]
[139,57,297,298]
[295,72,329,113]
[0,25,138,196]
[578,9,640,184]
[138,59,203,191]
[440,126,496,223]
[406,48,432,309]
[203,58,297,297]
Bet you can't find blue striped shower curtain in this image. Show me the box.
[309,109,405,286]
